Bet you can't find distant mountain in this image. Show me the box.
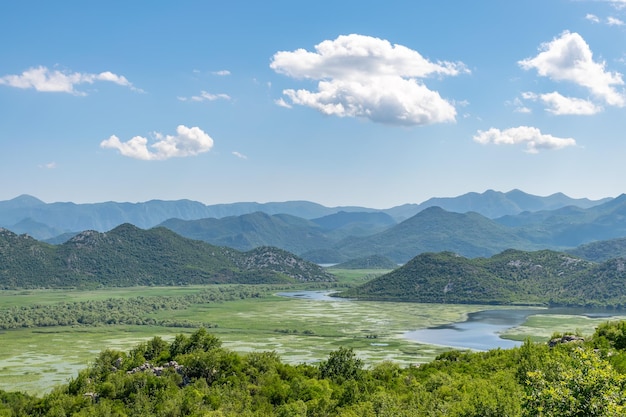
[8,217,64,240]
[311,211,396,238]
[0,190,610,240]
[495,194,626,247]
[339,249,626,307]
[568,237,626,262]
[159,212,334,254]
[0,195,377,239]
[332,255,398,270]
[385,189,610,221]
[0,225,334,289]
[331,207,540,263]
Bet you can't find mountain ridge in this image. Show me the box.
[0,190,611,240]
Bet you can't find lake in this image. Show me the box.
[277,291,621,351]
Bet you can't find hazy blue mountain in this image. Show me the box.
[495,194,626,247]
[8,217,64,240]
[0,191,615,244]
[568,237,626,262]
[384,189,610,221]
[332,207,540,263]
[159,212,334,254]
[0,195,376,238]
[311,211,397,238]
[331,254,399,270]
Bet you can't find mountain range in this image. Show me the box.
[0,190,609,239]
[2,190,625,264]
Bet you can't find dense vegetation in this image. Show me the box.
[340,249,626,308]
[0,285,281,329]
[0,225,334,289]
[3,323,626,416]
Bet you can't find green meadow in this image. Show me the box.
[1,269,623,394]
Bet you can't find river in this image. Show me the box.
[276,291,622,351]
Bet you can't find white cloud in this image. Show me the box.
[274,97,292,108]
[178,91,231,102]
[520,90,602,115]
[38,162,56,169]
[100,125,214,160]
[232,151,247,159]
[270,34,468,126]
[538,91,602,115]
[508,96,532,113]
[519,31,625,107]
[606,0,626,9]
[212,70,231,76]
[607,16,625,25]
[473,126,577,153]
[0,66,140,95]
[586,13,601,23]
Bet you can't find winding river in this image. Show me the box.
[277,291,621,351]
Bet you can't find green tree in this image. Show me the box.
[524,347,626,416]
[319,347,363,383]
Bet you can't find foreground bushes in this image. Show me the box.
[3,323,626,416]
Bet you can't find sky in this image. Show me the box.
[1,0,625,209]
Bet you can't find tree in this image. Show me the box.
[319,347,363,383]
[523,347,626,416]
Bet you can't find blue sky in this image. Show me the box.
[1,0,625,208]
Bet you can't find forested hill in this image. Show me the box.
[0,225,334,289]
[339,249,626,308]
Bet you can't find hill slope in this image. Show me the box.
[333,207,539,263]
[0,225,334,289]
[340,249,626,307]
[159,212,334,254]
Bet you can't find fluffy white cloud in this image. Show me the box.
[178,91,231,102]
[232,151,247,159]
[100,125,214,160]
[519,31,625,107]
[607,16,625,25]
[522,91,602,115]
[538,91,602,115]
[473,126,577,153]
[212,70,231,76]
[586,13,601,23]
[0,66,140,95]
[270,34,468,126]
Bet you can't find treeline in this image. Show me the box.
[0,286,274,330]
[3,323,626,415]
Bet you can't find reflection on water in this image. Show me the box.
[276,291,347,301]
[405,307,619,351]
[277,291,622,351]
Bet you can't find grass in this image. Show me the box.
[502,313,626,342]
[1,269,623,394]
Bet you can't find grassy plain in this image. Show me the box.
[1,269,623,394]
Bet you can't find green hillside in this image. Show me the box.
[159,212,334,254]
[334,207,539,263]
[340,249,626,307]
[0,224,334,289]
